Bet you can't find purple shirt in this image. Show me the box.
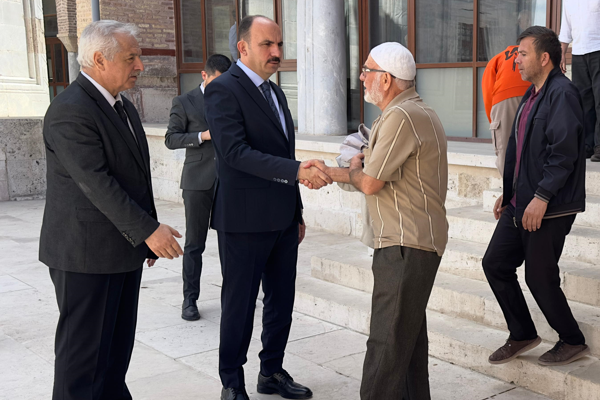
[511,86,541,207]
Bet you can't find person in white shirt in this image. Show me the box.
[559,0,600,161]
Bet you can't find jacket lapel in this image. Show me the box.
[76,74,147,176]
[123,99,151,179]
[231,64,287,138]
[271,82,295,155]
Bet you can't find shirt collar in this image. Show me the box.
[81,71,123,107]
[200,82,205,94]
[383,87,419,113]
[236,59,268,88]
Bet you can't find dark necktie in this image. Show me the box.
[259,81,284,132]
[114,100,139,145]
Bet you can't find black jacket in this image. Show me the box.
[164,86,216,191]
[502,67,586,219]
[204,63,302,233]
[39,73,159,274]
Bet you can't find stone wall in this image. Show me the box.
[100,0,178,124]
[143,127,503,239]
[0,118,46,200]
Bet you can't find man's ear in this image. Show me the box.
[541,52,551,68]
[237,40,247,57]
[201,71,208,81]
[93,51,106,71]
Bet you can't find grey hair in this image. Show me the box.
[77,20,139,69]
[395,78,415,91]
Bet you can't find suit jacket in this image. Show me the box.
[165,86,216,191]
[204,63,303,233]
[39,73,160,274]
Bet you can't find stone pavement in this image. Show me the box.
[0,199,551,400]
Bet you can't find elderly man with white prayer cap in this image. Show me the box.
[302,42,449,399]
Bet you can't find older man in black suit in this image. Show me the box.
[165,54,231,321]
[39,20,183,400]
[205,15,330,400]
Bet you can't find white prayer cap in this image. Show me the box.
[369,42,416,81]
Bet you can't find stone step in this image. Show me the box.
[482,188,600,229]
[294,275,600,400]
[447,206,600,265]
[312,239,600,308]
[311,250,600,356]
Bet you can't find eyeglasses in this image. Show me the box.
[361,67,396,79]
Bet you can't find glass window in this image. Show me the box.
[44,15,58,37]
[282,0,297,59]
[238,0,274,19]
[478,0,547,62]
[416,0,473,63]
[206,0,237,58]
[279,71,298,128]
[369,0,408,48]
[181,0,204,63]
[476,67,491,138]
[417,68,473,137]
[180,73,204,95]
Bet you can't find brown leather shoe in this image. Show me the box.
[489,336,542,364]
[538,340,591,366]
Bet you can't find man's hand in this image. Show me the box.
[522,197,548,232]
[298,160,332,189]
[145,224,184,259]
[560,56,567,74]
[146,259,157,267]
[299,160,329,189]
[493,194,507,220]
[349,153,365,171]
[201,130,211,141]
[298,222,306,245]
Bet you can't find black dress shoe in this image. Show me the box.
[181,300,200,321]
[220,387,249,400]
[585,146,594,159]
[591,146,600,162]
[257,369,313,399]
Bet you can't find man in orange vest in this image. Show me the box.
[482,45,532,176]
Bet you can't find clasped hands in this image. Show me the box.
[299,154,365,190]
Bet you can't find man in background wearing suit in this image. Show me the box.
[204,15,330,400]
[40,20,183,400]
[165,54,232,321]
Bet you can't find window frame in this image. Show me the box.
[174,0,297,94]
[359,0,564,142]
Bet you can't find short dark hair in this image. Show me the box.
[517,26,561,68]
[205,54,232,76]
[238,15,271,43]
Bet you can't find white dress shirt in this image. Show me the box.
[236,59,288,138]
[558,0,600,55]
[81,71,137,142]
[198,82,206,144]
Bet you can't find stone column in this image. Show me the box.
[297,0,347,136]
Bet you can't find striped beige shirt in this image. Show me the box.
[363,88,449,256]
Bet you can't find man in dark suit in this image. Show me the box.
[165,54,232,321]
[204,15,331,400]
[39,20,183,400]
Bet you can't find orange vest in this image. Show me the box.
[482,45,532,122]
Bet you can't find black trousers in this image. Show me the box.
[49,266,143,400]
[217,221,299,389]
[572,50,600,150]
[360,246,441,400]
[182,188,213,304]
[482,206,585,345]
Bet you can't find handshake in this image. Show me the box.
[298,153,365,190]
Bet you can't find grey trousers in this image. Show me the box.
[360,246,441,400]
[490,96,522,177]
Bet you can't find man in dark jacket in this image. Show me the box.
[40,21,183,400]
[165,54,231,321]
[482,26,589,367]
